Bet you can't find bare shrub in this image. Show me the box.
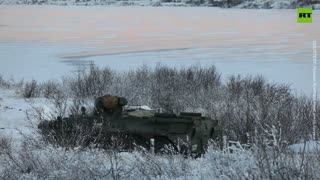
[0,75,24,90]
[48,90,68,118]
[0,127,137,179]
[40,80,62,99]
[0,75,11,89]
[22,80,40,98]
[69,63,113,98]
[25,92,90,148]
[220,74,305,145]
[0,135,12,156]
[133,151,192,179]
[253,138,320,180]
[1,130,320,180]
[2,63,314,148]
[27,64,317,146]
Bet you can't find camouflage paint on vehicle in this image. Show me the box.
[38,95,222,156]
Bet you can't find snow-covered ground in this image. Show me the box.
[0,88,47,142]
[288,140,320,153]
[0,89,30,138]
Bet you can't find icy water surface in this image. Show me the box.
[0,6,319,95]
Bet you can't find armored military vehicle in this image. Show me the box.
[38,95,222,156]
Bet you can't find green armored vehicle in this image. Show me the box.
[38,95,222,155]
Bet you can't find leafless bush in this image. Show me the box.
[0,75,24,90]
[22,80,40,98]
[25,94,96,148]
[0,135,12,156]
[1,131,320,180]
[63,63,222,114]
[28,64,317,146]
[2,63,318,146]
[0,128,138,179]
[0,137,133,180]
[0,75,11,89]
[146,64,221,113]
[252,138,320,180]
[69,63,113,98]
[40,80,62,99]
[219,74,313,146]
[48,90,68,118]
[134,152,191,179]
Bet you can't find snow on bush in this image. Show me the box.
[1,134,320,179]
[1,64,320,147]
[1,64,320,179]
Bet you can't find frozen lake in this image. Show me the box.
[0,6,319,95]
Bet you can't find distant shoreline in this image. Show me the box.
[1,1,319,9]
